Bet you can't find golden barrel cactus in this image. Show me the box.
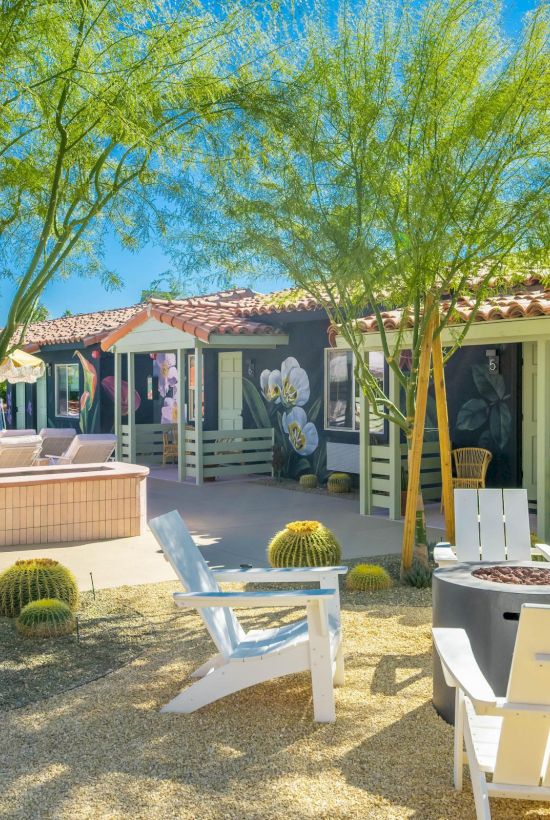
[268,521,342,567]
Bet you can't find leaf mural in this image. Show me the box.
[489,403,512,450]
[455,362,513,453]
[74,350,98,432]
[456,398,490,431]
[101,376,141,416]
[471,365,506,402]
[242,378,272,429]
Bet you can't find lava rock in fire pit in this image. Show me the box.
[472,565,550,585]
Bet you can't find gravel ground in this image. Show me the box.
[1,569,548,819]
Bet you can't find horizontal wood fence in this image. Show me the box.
[121,424,274,481]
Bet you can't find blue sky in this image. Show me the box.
[0,0,538,321]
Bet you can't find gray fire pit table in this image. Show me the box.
[432,560,550,724]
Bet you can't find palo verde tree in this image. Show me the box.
[186,0,550,571]
[0,0,264,361]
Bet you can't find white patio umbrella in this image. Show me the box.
[0,349,45,429]
[0,348,45,384]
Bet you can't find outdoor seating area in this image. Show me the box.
[2,0,550,817]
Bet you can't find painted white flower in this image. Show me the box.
[260,368,282,403]
[283,407,318,455]
[280,356,310,408]
[161,397,178,424]
[156,352,178,398]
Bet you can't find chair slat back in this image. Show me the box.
[63,434,116,464]
[149,511,244,658]
[39,428,76,457]
[478,489,506,561]
[0,435,42,467]
[494,605,550,786]
[503,489,531,561]
[454,489,531,562]
[454,489,481,561]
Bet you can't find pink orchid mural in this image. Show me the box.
[101,376,141,416]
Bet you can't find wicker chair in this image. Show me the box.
[162,425,178,465]
[452,447,492,490]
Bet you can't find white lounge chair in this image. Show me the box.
[48,433,116,465]
[434,488,550,566]
[149,510,347,722]
[0,428,36,437]
[38,427,76,458]
[433,604,550,820]
[0,435,43,467]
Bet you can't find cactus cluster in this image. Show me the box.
[268,521,342,567]
[346,564,392,592]
[16,598,76,638]
[0,558,78,617]
[299,474,318,489]
[327,472,351,493]
[403,560,433,588]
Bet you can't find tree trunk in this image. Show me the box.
[431,318,455,543]
[401,310,436,577]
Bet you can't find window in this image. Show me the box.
[187,354,204,421]
[55,364,79,418]
[324,349,386,435]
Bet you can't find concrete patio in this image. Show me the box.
[0,478,445,589]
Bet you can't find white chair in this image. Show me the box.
[48,433,117,465]
[149,510,347,722]
[0,428,36,437]
[0,435,43,467]
[38,428,76,458]
[433,604,550,820]
[434,488,550,566]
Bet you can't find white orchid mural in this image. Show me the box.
[261,356,310,409]
[248,355,321,478]
[283,407,319,455]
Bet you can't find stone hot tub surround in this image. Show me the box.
[432,560,550,723]
[0,462,148,547]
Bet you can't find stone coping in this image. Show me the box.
[434,560,550,594]
[0,460,149,487]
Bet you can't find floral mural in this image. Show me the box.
[100,375,141,417]
[153,353,179,422]
[75,350,98,433]
[245,355,324,480]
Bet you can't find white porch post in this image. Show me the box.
[114,351,122,460]
[194,345,203,485]
[359,388,372,516]
[127,352,136,464]
[388,366,402,520]
[536,339,550,540]
[177,348,187,482]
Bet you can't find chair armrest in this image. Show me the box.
[432,627,497,711]
[173,588,337,609]
[533,543,550,561]
[433,543,457,567]
[211,566,348,584]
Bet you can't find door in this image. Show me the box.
[218,352,243,430]
[15,383,25,429]
[522,342,537,503]
[36,374,47,432]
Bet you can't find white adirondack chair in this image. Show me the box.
[433,604,550,819]
[149,511,347,723]
[434,488,550,567]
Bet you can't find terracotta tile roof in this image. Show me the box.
[101,289,285,349]
[353,278,550,335]
[236,288,326,316]
[18,304,145,351]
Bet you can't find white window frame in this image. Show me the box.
[54,363,80,419]
[324,348,386,435]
